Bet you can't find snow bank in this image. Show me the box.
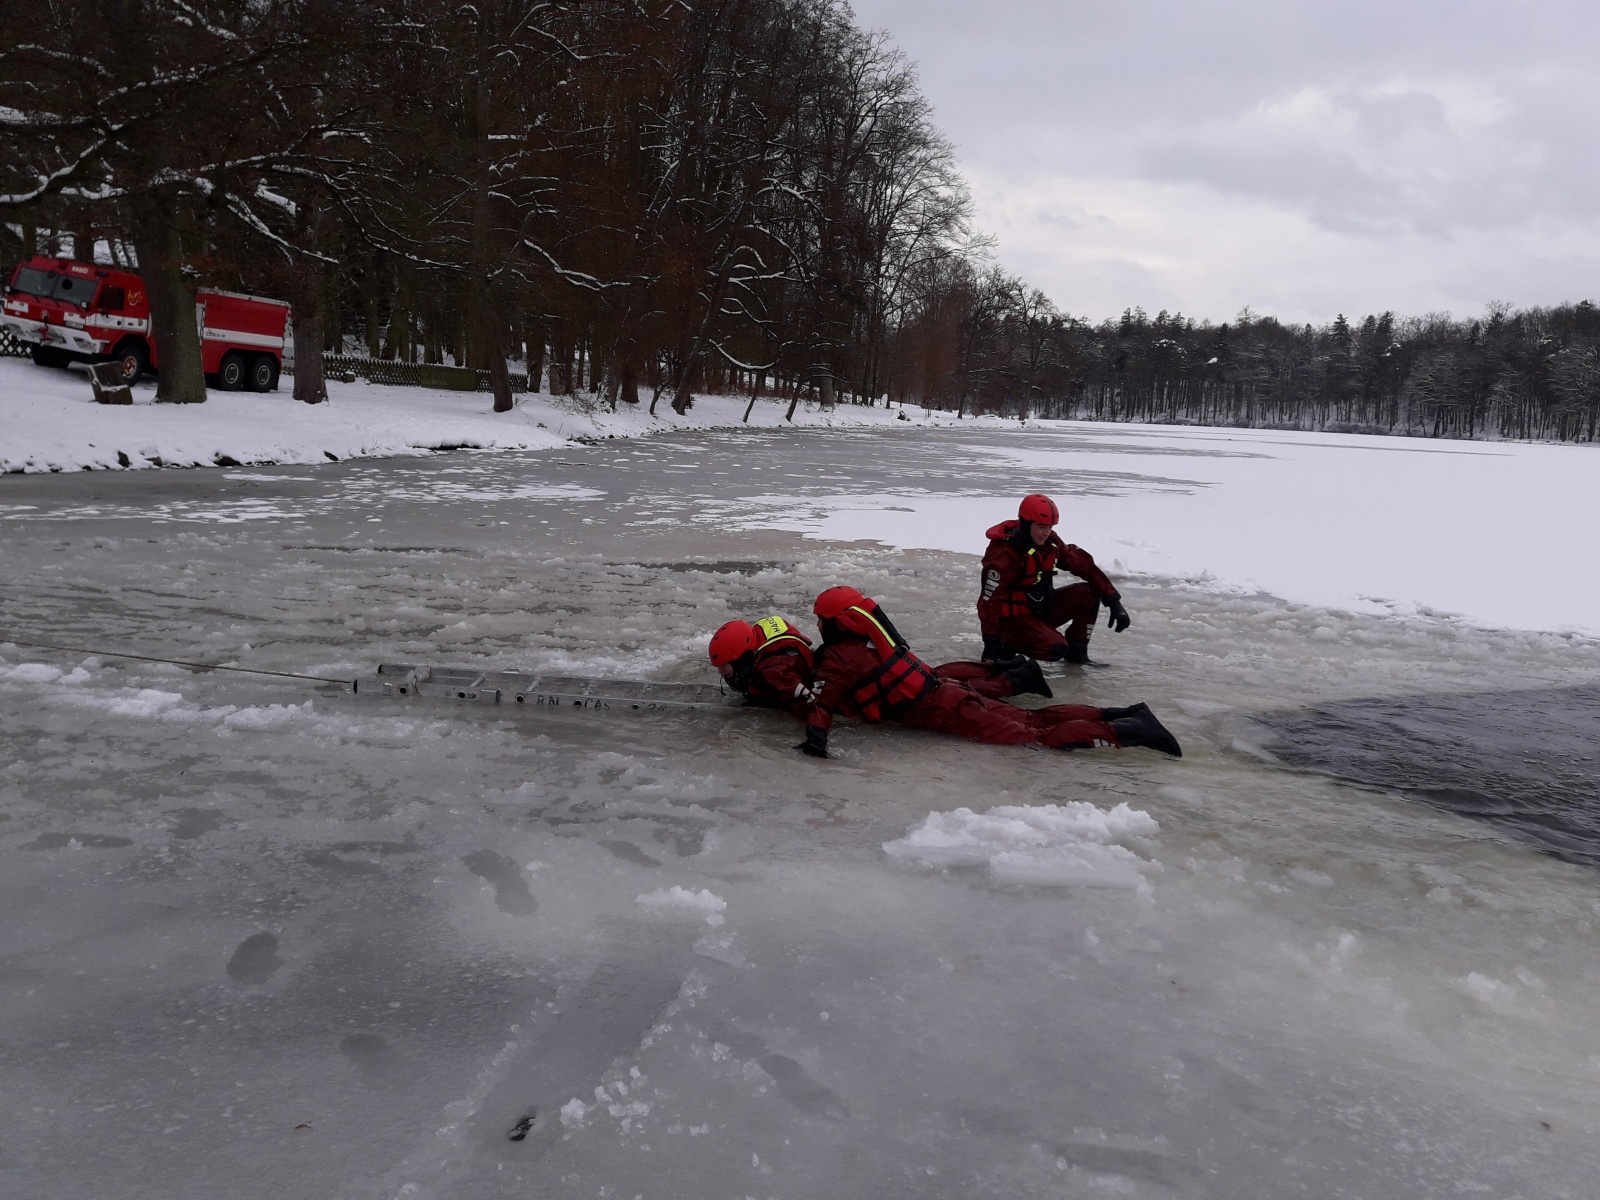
[883,802,1159,890]
[635,886,727,925]
[0,356,969,473]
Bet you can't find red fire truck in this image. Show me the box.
[1,255,292,391]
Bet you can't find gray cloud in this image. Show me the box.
[1141,141,1408,237]
[851,0,1600,320]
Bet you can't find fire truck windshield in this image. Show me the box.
[11,267,100,308]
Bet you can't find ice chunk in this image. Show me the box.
[1461,971,1524,1016]
[3,662,63,683]
[635,886,727,925]
[99,688,189,718]
[220,701,313,730]
[884,803,1159,890]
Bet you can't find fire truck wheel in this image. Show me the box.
[248,354,279,392]
[112,340,149,383]
[218,351,247,391]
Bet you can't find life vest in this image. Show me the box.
[831,604,939,722]
[982,520,1059,619]
[736,615,816,708]
[752,614,813,661]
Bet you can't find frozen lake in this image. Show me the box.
[4,423,1600,1200]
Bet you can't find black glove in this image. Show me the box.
[796,727,829,759]
[1106,597,1131,633]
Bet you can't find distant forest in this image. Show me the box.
[3,1,1597,441]
[958,299,1600,444]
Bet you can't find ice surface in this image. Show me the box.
[693,424,1600,635]
[4,426,1600,1199]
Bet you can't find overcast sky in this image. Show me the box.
[850,0,1600,325]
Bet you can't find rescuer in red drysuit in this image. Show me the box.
[793,586,1181,760]
[709,615,821,718]
[979,493,1131,665]
[709,613,1053,719]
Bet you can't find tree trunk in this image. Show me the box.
[72,212,93,263]
[488,350,514,412]
[292,306,327,405]
[128,193,206,404]
[743,369,765,422]
[527,324,546,392]
[473,303,513,413]
[324,291,343,353]
[550,332,573,394]
[423,302,441,363]
[671,345,696,414]
[363,256,383,358]
[383,290,407,360]
[817,367,836,408]
[291,262,327,405]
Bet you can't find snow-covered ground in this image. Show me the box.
[0,354,952,473]
[5,403,1600,1198]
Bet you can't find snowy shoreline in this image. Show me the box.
[0,356,991,474]
[14,354,1599,478]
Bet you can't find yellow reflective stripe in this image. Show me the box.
[754,615,791,641]
[848,606,897,648]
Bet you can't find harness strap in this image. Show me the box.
[846,646,939,721]
[991,544,1058,617]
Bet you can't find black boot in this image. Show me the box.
[1110,708,1183,757]
[1003,657,1053,699]
[981,635,1015,663]
[1097,702,1150,722]
[1063,641,1092,665]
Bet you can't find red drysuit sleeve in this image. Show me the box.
[747,649,816,718]
[803,641,879,734]
[1055,539,1118,599]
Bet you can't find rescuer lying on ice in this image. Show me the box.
[980,493,1130,666]
[709,613,1054,719]
[787,586,1181,760]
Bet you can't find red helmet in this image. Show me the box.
[813,585,870,620]
[708,619,759,668]
[1018,493,1059,526]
